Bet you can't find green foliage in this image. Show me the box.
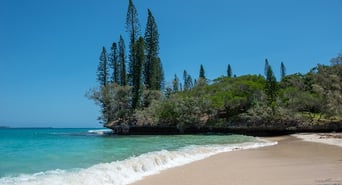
[280,62,286,80]
[209,75,265,121]
[118,35,127,86]
[150,57,164,90]
[330,52,342,65]
[196,64,207,87]
[154,95,210,132]
[172,96,204,132]
[89,0,342,129]
[309,63,342,117]
[144,9,164,90]
[264,59,269,77]
[183,70,193,91]
[199,64,205,79]
[90,50,342,128]
[90,0,167,126]
[86,84,132,124]
[126,0,141,40]
[97,47,109,87]
[134,90,163,125]
[264,65,278,107]
[131,37,145,110]
[279,73,305,90]
[172,74,180,93]
[227,64,232,78]
[126,0,141,86]
[145,75,269,129]
[109,42,119,84]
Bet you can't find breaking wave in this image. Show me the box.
[0,140,276,185]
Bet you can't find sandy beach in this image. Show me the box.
[132,135,342,185]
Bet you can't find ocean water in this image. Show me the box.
[0,128,276,185]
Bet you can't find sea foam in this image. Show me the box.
[0,140,276,185]
[88,129,113,136]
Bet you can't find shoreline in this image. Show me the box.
[107,125,342,136]
[0,134,275,185]
[131,135,342,185]
[293,133,342,147]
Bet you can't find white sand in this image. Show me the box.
[293,133,342,147]
[131,136,342,185]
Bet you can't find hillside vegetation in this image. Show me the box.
[87,0,342,133]
[132,58,342,132]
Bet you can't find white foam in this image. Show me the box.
[0,140,276,185]
[88,129,113,135]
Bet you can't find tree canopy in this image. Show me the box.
[88,0,342,131]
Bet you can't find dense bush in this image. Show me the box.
[89,53,342,130]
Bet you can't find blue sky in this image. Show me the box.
[1,0,341,128]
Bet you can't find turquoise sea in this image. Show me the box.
[0,128,276,185]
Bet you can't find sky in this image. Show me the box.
[0,0,341,128]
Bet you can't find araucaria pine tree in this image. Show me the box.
[265,65,278,107]
[131,37,145,110]
[264,59,269,77]
[183,70,188,91]
[280,62,286,80]
[126,0,141,86]
[109,42,119,84]
[150,57,164,90]
[118,35,127,86]
[183,70,193,91]
[197,64,207,86]
[97,47,109,87]
[199,64,206,79]
[144,9,162,90]
[227,64,232,78]
[89,0,167,125]
[96,47,110,124]
[172,74,179,93]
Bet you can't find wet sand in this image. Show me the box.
[131,136,342,185]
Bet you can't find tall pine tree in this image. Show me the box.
[197,64,207,86]
[118,35,127,86]
[183,70,193,91]
[131,37,145,110]
[264,58,269,77]
[280,62,286,80]
[199,64,205,79]
[97,47,110,124]
[183,70,188,91]
[97,47,109,87]
[265,65,278,106]
[109,42,119,84]
[144,9,160,89]
[172,74,179,93]
[186,75,193,90]
[150,57,164,90]
[126,0,141,86]
[227,64,232,77]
